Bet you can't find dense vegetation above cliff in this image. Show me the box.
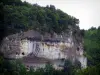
[1,0,79,36]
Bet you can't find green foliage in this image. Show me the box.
[84,26,100,66]
[74,26,100,75]
[0,57,79,75]
[1,0,79,36]
[0,2,6,43]
[76,64,100,75]
[2,0,100,75]
[63,60,74,75]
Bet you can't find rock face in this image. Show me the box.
[0,29,87,69]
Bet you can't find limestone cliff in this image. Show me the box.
[0,28,87,69]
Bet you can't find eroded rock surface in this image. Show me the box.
[0,29,87,69]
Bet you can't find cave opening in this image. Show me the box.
[77,47,79,51]
[22,52,25,55]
